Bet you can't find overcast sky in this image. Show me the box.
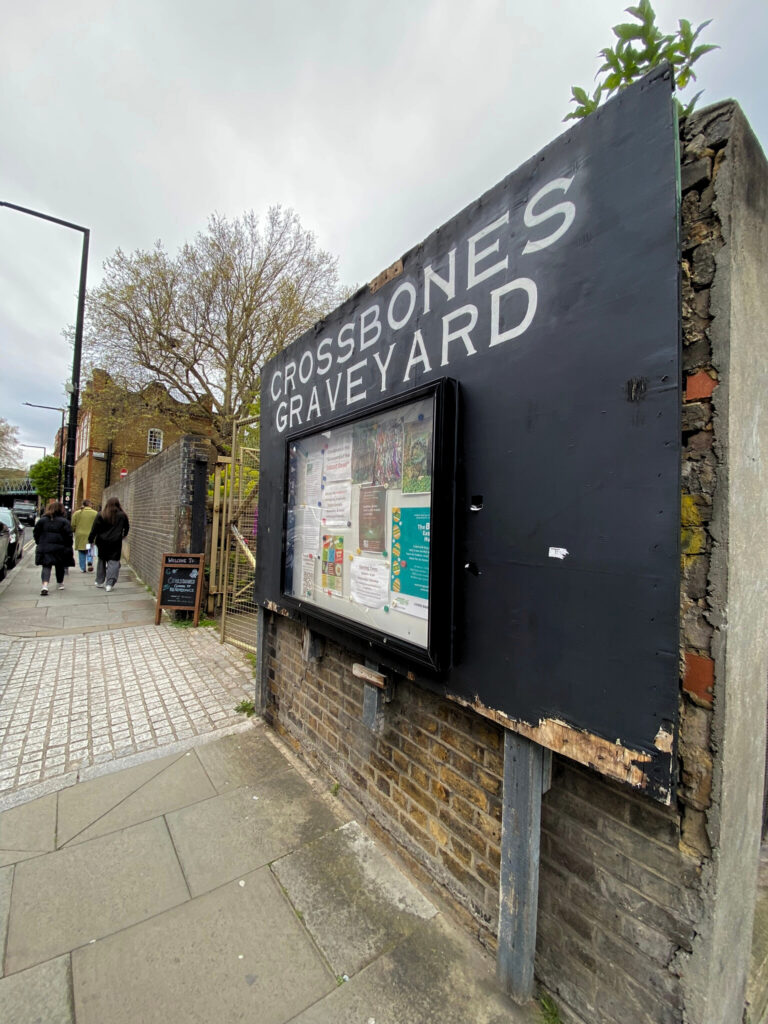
[1,0,765,460]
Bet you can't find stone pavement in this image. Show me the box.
[0,534,253,808]
[0,726,536,1024]
[0,530,159,638]
[0,534,537,1023]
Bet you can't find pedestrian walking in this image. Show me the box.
[33,499,75,596]
[88,496,130,592]
[71,499,98,573]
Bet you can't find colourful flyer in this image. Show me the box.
[372,418,403,485]
[352,423,377,484]
[402,419,433,494]
[390,507,430,619]
[358,485,387,553]
[321,534,345,596]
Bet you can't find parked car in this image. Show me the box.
[12,499,37,525]
[0,522,9,581]
[0,507,24,571]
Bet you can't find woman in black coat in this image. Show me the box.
[88,496,130,592]
[34,500,75,596]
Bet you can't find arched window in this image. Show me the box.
[76,411,91,458]
[147,428,164,455]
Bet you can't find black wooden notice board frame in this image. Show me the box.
[155,553,205,626]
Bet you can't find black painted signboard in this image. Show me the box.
[255,67,681,801]
[155,553,204,625]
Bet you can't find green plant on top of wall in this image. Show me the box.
[565,0,718,122]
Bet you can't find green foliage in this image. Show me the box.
[539,993,563,1024]
[565,1,718,122]
[28,454,62,504]
[235,699,256,717]
[169,614,217,629]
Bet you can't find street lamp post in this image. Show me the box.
[23,403,66,499]
[1,201,89,515]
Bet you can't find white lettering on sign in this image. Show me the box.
[522,177,576,255]
[268,173,579,431]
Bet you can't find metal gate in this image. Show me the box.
[209,415,260,655]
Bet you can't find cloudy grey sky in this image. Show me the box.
[1,0,765,459]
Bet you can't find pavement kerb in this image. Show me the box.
[0,536,257,812]
[0,720,257,814]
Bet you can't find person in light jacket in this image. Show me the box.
[88,496,130,592]
[71,499,98,572]
[33,499,75,596]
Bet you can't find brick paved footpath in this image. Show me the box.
[0,533,253,809]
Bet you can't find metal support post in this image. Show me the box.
[496,730,551,1002]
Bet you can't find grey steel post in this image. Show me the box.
[497,729,548,1002]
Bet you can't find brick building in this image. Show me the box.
[74,370,214,508]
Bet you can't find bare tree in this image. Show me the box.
[84,207,343,449]
[0,418,23,469]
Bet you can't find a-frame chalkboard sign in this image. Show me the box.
[155,553,205,626]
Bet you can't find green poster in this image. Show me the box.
[390,506,430,619]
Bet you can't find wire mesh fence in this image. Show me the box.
[216,416,260,655]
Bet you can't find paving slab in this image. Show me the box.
[0,792,57,864]
[0,625,253,804]
[290,915,537,1024]
[167,768,344,896]
[65,752,216,846]
[194,723,293,793]
[56,752,183,847]
[0,608,57,625]
[272,821,436,976]
[5,816,190,973]
[71,867,336,1024]
[0,954,74,1024]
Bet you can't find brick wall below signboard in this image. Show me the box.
[264,614,700,1024]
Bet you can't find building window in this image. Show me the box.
[76,411,91,459]
[147,428,164,455]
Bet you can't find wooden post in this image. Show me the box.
[496,729,548,1002]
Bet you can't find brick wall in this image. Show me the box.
[103,435,214,592]
[261,102,766,1024]
[264,615,698,1024]
[75,371,214,510]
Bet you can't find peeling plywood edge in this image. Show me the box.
[447,692,673,804]
[262,600,292,617]
[369,259,403,294]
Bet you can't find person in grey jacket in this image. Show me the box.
[88,497,130,592]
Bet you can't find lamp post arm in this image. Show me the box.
[63,228,90,512]
[2,200,90,514]
[0,201,88,234]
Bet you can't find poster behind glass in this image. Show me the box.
[283,395,434,649]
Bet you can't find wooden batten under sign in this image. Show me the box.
[352,663,388,689]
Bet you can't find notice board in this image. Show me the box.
[254,67,681,801]
[155,553,204,625]
[280,380,456,670]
